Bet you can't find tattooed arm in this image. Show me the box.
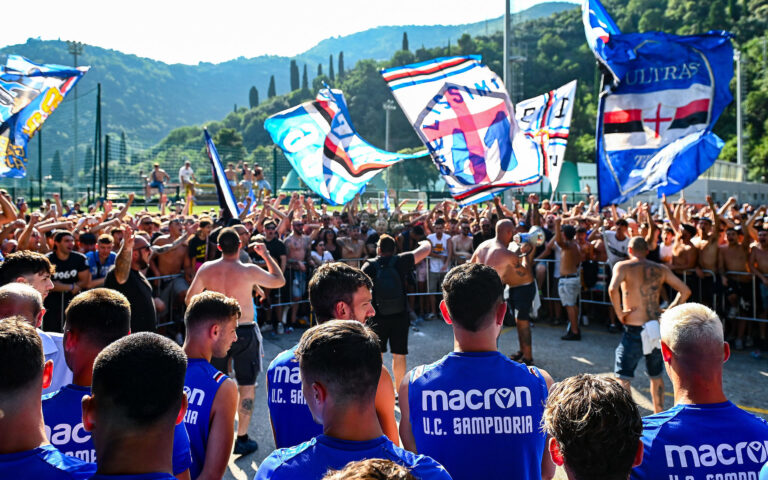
[113,226,135,285]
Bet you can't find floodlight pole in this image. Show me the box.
[383,99,397,190]
[67,41,83,186]
[503,0,511,94]
[735,49,743,182]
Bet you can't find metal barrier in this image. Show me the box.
[722,270,768,325]
[147,273,185,329]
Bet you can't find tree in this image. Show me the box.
[338,51,345,78]
[249,86,259,108]
[51,150,63,181]
[329,54,335,82]
[317,63,323,76]
[302,64,309,92]
[267,75,276,98]
[290,59,300,91]
[119,130,127,165]
[402,32,409,51]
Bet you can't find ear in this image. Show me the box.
[722,341,730,363]
[548,437,565,467]
[14,276,29,285]
[439,300,452,325]
[82,394,96,432]
[631,439,644,467]
[217,245,222,252]
[42,359,53,390]
[64,329,78,352]
[209,322,220,340]
[495,301,507,326]
[35,308,45,329]
[660,341,673,363]
[333,301,349,320]
[176,392,188,426]
[312,381,328,405]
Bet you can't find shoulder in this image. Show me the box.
[37,445,97,479]
[268,347,298,370]
[385,443,451,480]
[255,439,317,479]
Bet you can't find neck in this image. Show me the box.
[453,326,498,353]
[73,352,98,387]
[0,395,48,454]
[221,252,239,260]
[94,423,174,476]
[672,368,728,405]
[55,249,69,261]
[322,400,383,442]
[183,338,213,363]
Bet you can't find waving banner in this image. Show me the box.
[0,55,88,178]
[582,0,734,205]
[515,80,577,193]
[203,129,240,220]
[381,55,541,206]
[265,88,424,205]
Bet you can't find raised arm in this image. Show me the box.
[250,242,286,288]
[113,226,135,285]
[411,239,432,265]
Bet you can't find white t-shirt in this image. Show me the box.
[311,250,334,265]
[179,166,194,184]
[603,230,629,269]
[427,233,451,272]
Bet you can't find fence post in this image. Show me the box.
[272,148,278,193]
[103,135,109,200]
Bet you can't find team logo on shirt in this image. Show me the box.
[664,440,768,468]
[421,386,532,411]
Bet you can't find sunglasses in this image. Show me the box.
[265,226,276,231]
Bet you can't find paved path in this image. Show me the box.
[223,318,768,479]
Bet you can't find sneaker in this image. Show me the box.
[284,325,294,334]
[581,315,589,326]
[509,351,524,362]
[233,436,258,455]
[607,324,621,334]
[561,330,581,341]
[424,313,436,321]
[276,323,285,335]
[734,338,744,350]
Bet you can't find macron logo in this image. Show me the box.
[664,441,768,468]
[421,387,532,411]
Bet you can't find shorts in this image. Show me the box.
[158,276,189,316]
[726,279,753,311]
[256,179,271,192]
[508,282,536,321]
[289,268,307,299]
[558,276,580,307]
[367,312,409,355]
[760,283,768,312]
[615,325,663,379]
[428,271,447,292]
[149,180,165,193]
[416,261,427,283]
[241,180,253,191]
[228,180,237,187]
[211,323,262,385]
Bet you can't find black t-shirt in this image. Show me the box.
[362,253,415,316]
[265,237,286,259]
[472,231,496,250]
[365,233,380,257]
[188,236,208,268]
[105,268,156,333]
[42,251,89,332]
[535,228,555,258]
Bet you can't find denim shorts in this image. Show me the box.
[615,325,663,379]
[149,180,165,193]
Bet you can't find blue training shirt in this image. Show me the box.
[183,358,228,479]
[0,444,95,479]
[85,251,116,279]
[42,384,192,474]
[254,435,451,480]
[88,473,175,479]
[761,461,768,480]
[407,351,548,480]
[266,345,322,449]
[631,401,768,480]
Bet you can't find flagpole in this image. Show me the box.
[735,49,744,182]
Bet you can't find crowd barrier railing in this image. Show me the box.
[722,270,768,325]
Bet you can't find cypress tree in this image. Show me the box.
[249,86,259,108]
[338,51,345,78]
[402,32,409,51]
[51,150,63,181]
[329,54,335,82]
[290,59,300,91]
[267,75,276,98]
[302,64,309,91]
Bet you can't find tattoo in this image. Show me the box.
[114,244,132,282]
[517,321,532,349]
[640,264,663,319]
[240,398,254,412]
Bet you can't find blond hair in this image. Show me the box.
[660,303,723,357]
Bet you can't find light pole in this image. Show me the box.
[383,99,397,191]
[67,41,83,186]
[735,49,743,182]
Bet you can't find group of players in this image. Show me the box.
[0,185,767,479]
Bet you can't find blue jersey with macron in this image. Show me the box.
[183,358,228,479]
[42,384,192,474]
[761,462,768,480]
[266,345,322,449]
[0,444,95,479]
[631,401,768,480]
[89,474,175,480]
[407,351,548,480]
[253,435,452,480]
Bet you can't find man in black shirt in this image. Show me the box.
[43,230,91,332]
[105,227,157,332]
[362,234,430,390]
[261,221,287,333]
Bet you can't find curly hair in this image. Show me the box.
[322,459,416,480]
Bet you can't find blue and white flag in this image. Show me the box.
[203,129,240,219]
[381,56,542,206]
[0,55,88,178]
[265,88,424,205]
[582,0,623,79]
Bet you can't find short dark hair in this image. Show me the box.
[79,233,97,245]
[323,459,417,480]
[434,218,446,226]
[185,291,241,331]
[295,320,381,404]
[308,263,373,324]
[64,289,131,348]
[615,219,628,228]
[97,234,114,244]
[378,234,396,255]
[0,316,44,396]
[217,227,240,254]
[543,374,642,480]
[0,250,54,286]
[442,263,503,331]
[92,332,187,427]
[562,225,576,240]
[53,230,74,243]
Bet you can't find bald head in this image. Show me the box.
[495,219,515,243]
[628,236,648,257]
[0,283,43,327]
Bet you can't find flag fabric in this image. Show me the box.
[582,0,624,79]
[381,55,542,206]
[264,88,424,205]
[515,80,577,193]
[203,129,239,220]
[0,55,88,178]
[594,29,734,205]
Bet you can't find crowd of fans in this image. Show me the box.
[0,185,767,480]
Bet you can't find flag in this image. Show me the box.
[264,88,424,205]
[383,189,391,213]
[582,0,624,79]
[0,55,88,178]
[593,29,734,205]
[381,55,542,206]
[515,80,577,193]
[203,129,239,219]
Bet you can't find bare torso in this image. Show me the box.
[153,234,187,275]
[193,258,263,323]
[451,235,474,264]
[617,259,666,326]
[472,239,533,287]
[559,240,580,276]
[671,241,697,272]
[285,234,310,265]
[697,235,719,273]
[337,237,365,266]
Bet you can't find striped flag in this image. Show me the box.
[203,129,240,219]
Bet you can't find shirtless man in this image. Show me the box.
[471,219,538,364]
[748,226,768,353]
[451,220,474,265]
[151,219,197,318]
[337,225,366,268]
[186,228,285,454]
[720,225,753,349]
[555,216,583,341]
[609,236,690,413]
[241,163,254,198]
[284,219,311,327]
[146,163,170,204]
[694,195,720,306]
[225,163,238,191]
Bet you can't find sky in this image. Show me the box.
[1,0,579,65]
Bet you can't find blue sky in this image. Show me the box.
[2,0,579,65]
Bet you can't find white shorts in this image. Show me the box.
[558,276,580,307]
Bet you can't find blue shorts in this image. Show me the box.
[290,269,307,299]
[615,325,663,379]
[149,180,165,193]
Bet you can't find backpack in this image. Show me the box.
[373,256,407,316]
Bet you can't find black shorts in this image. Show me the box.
[367,312,409,355]
[508,282,536,321]
[211,323,262,385]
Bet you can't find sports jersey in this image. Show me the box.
[407,351,548,480]
[603,230,629,269]
[85,251,116,279]
[183,358,228,479]
[0,444,95,479]
[254,435,451,480]
[89,474,175,480]
[426,233,450,272]
[631,401,768,480]
[760,461,768,479]
[42,384,192,474]
[266,345,322,449]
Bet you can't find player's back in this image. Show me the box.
[0,444,95,480]
[184,358,228,479]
